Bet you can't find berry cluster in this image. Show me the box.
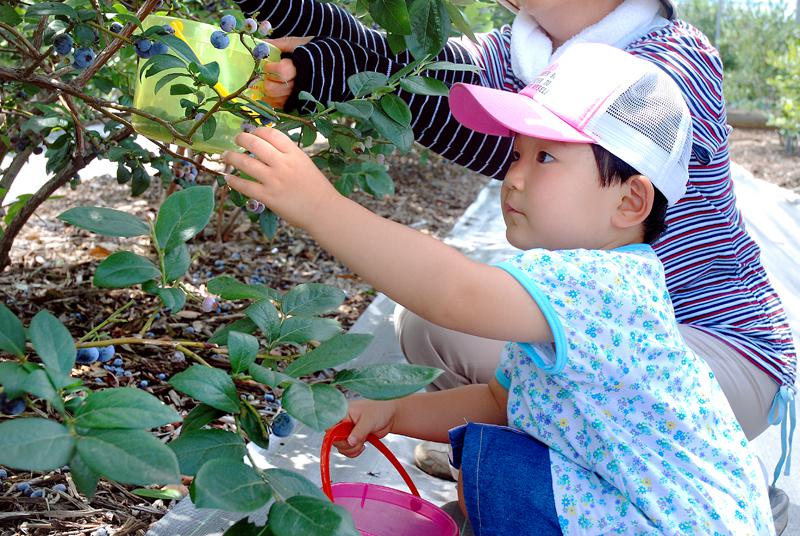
[246,198,266,214]
[209,15,272,59]
[76,344,115,365]
[173,161,199,182]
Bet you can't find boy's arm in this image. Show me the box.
[223,128,549,344]
[337,379,509,456]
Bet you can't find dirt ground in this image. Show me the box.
[0,128,797,535]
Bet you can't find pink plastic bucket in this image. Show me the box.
[321,423,459,536]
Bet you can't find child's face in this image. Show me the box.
[501,136,624,251]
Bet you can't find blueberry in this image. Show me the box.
[252,43,270,60]
[241,122,256,133]
[257,20,272,36]
[30,488,44,498]
[171,351,186,363]
[213,259,225,267]
[220,14,237,33]
[123,370,133,377]
[94,378,104,385]
[16,482,30,493]
[72,48,96,69]
[271,412,295,437]
[2,396,25,416]
[162,24,175,35]
[264,393,275,403]
[243,18,257,34]
[246,199,265,214]
[157,373,167,381]
[32,146,43,155]
[194,112,205,122]
[54,34,73,55]
[201,296,217,312]
[134,38,153,58]
[139,380,149,388]
[150,41,169,55]
[98,345,115,363]
[92,528,109,536]
[76,347,100,364]
[52,483,67,493]
[184,326,196,334]
[0,469,6,479]
[110,22,124,33]
[231,252,242,260]
[112,357,123,367]
[210,30,229,50]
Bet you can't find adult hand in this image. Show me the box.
[332,400,398,458]
[252,36,314,109]
[222,127,340,229]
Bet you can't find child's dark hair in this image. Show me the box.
[591,144,668,244]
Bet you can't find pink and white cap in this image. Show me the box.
[449,43,693,206]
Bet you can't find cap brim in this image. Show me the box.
[450,83,595,143]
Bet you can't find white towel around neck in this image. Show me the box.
[510,0,663,85]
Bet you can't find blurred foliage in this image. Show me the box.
[767,37,800,153]
[676,0,799,110]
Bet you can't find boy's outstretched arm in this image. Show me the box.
[223,128,551,344]
[335,379,509,457]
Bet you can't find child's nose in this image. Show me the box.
[504,166,525,191]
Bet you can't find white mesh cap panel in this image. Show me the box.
[585,69,693,205]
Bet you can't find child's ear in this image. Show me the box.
[611,175,654,230]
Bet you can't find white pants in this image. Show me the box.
[395,306,778,440]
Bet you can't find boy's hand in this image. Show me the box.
[333,400,397,458]
[222,127,339,229]
[252,36,314,109]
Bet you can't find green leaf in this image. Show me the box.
[132,487,185,500]
[284,334,372,378]
[155,186,215,251]
[399,75,450,96]
[277,317,341,345]
[157,287,186,313]
[182,403,225,433]
[0,303,25,357]
[263,468,326,500]
[158,34,202,68]
[370,108,414,153]
[74,24,96,47]
[169,83,194,95]
[209,318,258,346]
[379,94,412,126]
[168,429,246,476]
[69,452,99,497]
[359,161,395,199]
[77,429,180,486]
[368,0,411,34]
[258,209,279,240]
[208,275,280,301]
[281,283,346,317]
[0,362,29,399]
[57,207,149,237]
[334,363,442,399]
[169,365,239,413]
[443,0,476,43]
[25,2,78,20]
[269,496,359,536]
[155,72,191,94]
[29,310,75,379]
[248,363,297,389]
[192,458,272,512]
[94,251,161,288]
[0,419,75,471]
[333,100,374,121]
[164,244,191,282]
[239,403,270,449]
[223,518,271,536]
[74,387,181,430]
[0,5,22,26]
[300,125,317,147]
[24,369,59,408]
[347,72,389,98]
[130,164,151,197]
[426,61,481,73]
[282,383,347,431]
[228,332,259,374]
[197,61,221,87]
[201,114,217,141]
[142,53,187,81]
[405,0,450,60]
[245,299,280,340]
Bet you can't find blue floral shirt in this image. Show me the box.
[495,245,773,535]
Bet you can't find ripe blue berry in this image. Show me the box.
[112,357,123,367]
[134,38,153,58]
[92,528,109,536]
[0,469,7,479]
[30,488,44,498]
[110,22,124,34]
[76,347,100,364]
[2,396,25,416]
[98,345,115,363]
[252,43,270,60]
[123,370,133,377]
[241,122,256,133]
[52,483,67,493]
[72,48,96,69]
[157,373,167,381]
[271,412,295,437]
[162,24,175,35]
[150,41,169,55]
[201,296,217,312]
[210,30,229,50]
[53,34,73,55]
[220,14,237,33]
[243,18,258,34]
[264,392,275,403]
[16,482,31,493]
[139,380,149,388]
[257,20,272,36]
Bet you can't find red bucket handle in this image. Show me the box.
[321,421,420,500]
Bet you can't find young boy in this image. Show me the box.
[223,43,774,535]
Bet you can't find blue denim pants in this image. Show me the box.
[449,423,562,535]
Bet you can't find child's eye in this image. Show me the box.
[536,151,554,163]
[510,151,521,162]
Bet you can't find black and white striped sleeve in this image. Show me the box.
[235,0,392,55]
[289,36,513,179]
